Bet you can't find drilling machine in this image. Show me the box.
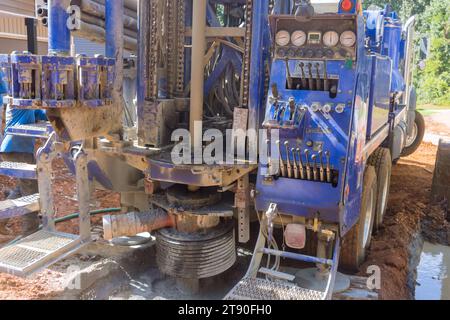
[0,0,264,292]
[0,0,423,300]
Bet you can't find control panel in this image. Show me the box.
[272,16,357,61]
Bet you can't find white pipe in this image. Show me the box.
[190,0,207,159]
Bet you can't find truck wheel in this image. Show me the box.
[340,166,377,273]
[402,111,425,157]
[368,148,392,230]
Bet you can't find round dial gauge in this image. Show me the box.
[340,31,356,47]
[275,30,291,46]
[323,31,340,47]
[291,30,307,47]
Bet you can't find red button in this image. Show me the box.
[341,0,353,11]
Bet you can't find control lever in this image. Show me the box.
[325,151,332,183]
[265,203,278,243]
[311,154,319,181]
[315,63,322,91]
[285,141,293,178]
[299,62,308,89]
[323,60,329,92]
[285,59,293,90]
[307,63,315,91]
[305,149,312,180]
[277,140,286,177]
[319,150,325,182]
[292,148,299,179]
[296,148,305,180]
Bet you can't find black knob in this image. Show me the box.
[297,49,305,57]
[277,48,287,58]
[305,49,314,58]
[288,48,297,58]
[315,49,324,58]
[326,49,334,58]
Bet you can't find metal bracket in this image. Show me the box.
[36,132,58,231]
[235,175,251,243]
[73,148,92,242]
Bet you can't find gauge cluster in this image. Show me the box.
[273,17,357,60]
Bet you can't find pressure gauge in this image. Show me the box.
[340,31,357,47]
[323,31,340,47]
[291,30,307,47]
[275,30,291,46]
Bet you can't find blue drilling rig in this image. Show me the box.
[0,0,424,300]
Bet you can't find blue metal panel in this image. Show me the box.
[367,55,391,137]
[340,15,373,235]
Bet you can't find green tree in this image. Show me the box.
[415,0,450,104]
[363,0,449,105]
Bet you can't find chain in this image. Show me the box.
[166,0,176,98]
[147,0,159,100]
[239,0,254,109]
[176,0,186,96]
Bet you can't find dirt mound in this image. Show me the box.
[360,142,449,300]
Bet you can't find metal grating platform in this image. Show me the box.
[0,194,40,219]
[6,123,52,139]
[0,161,37,179]
[0,230,84,277]
[225,278,326,300]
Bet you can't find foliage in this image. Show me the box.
[363,0,450,105]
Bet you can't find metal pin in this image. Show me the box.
[297,148,305,180]
[311,154,319,181]
[319,151,325,182]
[277,140,286,177]
[305,149,311,180]
[285,141,293,178]
[325,151,332,183]
[292,148,299,179]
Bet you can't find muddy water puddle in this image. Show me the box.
[416,242,450,300]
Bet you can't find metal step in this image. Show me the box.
[0,162,37,179]
[258,267,296,281]
[5,123,53,139]
[0,194,40,219]
[0,230,86,277]
[224,277,326,300]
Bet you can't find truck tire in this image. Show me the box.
[402,111,425,157]
[340,166,377,273]
[368,148,392,230]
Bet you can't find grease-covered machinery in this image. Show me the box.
[0,0,424,300]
